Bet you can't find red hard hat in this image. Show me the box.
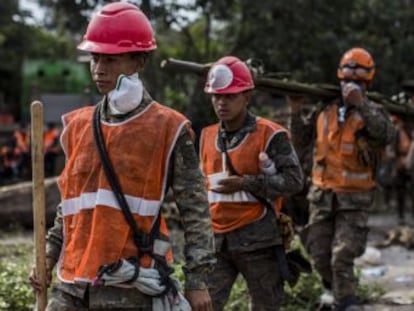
[204,56,254,94]
[77,2,156,54]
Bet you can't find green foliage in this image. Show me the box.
[355,268,386,303]
[282,238,324,310]
[37,0,98,36]
[6,0,413,125]
[0,244,34,311]
[173,261,185,284]
[0,0,77,119]
[172,238,386,311]
[26,27,76,60]
[0,244,387,311]
[282,272,323,311]
[357,282,386,303]
[163,86,190,112]
[224,276,249,311]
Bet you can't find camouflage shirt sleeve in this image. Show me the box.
[290,109,318,176]
[46,204,63,262]
[357,99,396,148]
[242,131,304,200]
[170,125,216,290]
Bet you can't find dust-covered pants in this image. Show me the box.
[208,245,283,311]
[208,209,284,311]
[44,282,152,311]
[304,186,372,302]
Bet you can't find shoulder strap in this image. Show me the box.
[218,130,274,210]
[92,104,160,256]
[218,129,293,281]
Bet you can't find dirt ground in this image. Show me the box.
[357,211,414,310]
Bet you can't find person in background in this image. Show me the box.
[379,115,412,224]
[406,134,414,189]
[43,122,61,177]
[0,142,19,182]
[284,96,316,228]
[29,3,215,311]
[199,55,303,311]
[288,47,395,311]
[13,122,31,179]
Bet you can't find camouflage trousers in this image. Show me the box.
[208,244,284,311]
[304,186,372,302]
[44,283,152,311]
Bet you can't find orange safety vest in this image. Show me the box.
[312,104,375,192]
[200,117,285,233]
[57,102,188,283]
[44,128,60,153]
[14,130,29,153]
[1,146,18,168]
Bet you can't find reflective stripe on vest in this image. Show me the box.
[207,190,258,203]
[61,189,161,216]
[57,102,188,283]
[200,117,286,233]
[44,128,60,152]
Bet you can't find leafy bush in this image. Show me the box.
[282,272,323,311]
[0,242,385,311]
[224,276,249,311]
[0,244,34,311]
[172,237,386,311]
[355,268,386,303]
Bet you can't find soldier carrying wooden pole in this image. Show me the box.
[161,57,414,117]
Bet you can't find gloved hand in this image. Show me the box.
[95,258,192,311]
[341,81,364,107]
[94,259,166,296]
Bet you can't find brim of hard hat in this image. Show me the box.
[204,85,254,94]
[77,40,157,54]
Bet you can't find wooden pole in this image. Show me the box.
[31,101,47,311]
[160,57,414,116]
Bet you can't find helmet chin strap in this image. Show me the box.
[108,73,144,115]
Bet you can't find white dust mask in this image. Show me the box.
[108,73,143,115]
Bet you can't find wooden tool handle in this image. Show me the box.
[31,101,47,311]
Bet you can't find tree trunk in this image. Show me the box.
[0,177,60,228]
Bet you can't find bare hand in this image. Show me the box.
[212,175,244,194]
[29,257,56,293]
[185,289,213,311]
[342,82,364,107]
